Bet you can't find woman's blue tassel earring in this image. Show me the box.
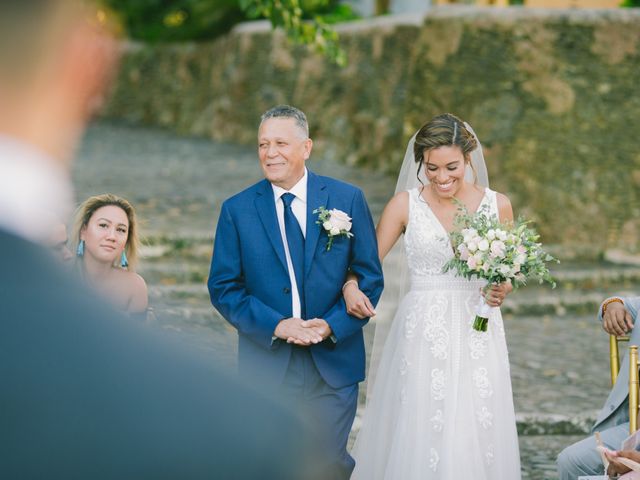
[76,240,85,257]
[120,250,129,268]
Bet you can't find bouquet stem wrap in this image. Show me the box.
[474,295,492,332]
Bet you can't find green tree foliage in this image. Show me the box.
[104,0,355,64]
[240,0,351,65]
[103,0,246,42]
[620,0,640,6]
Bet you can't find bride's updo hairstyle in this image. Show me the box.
[413,113,478,184]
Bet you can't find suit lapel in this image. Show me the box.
[254,180,288,272]
[305,171,328,278]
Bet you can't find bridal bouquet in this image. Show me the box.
[443,204,557,332]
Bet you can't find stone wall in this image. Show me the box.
[103,6,640,257]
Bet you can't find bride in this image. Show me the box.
[344,113,521,479]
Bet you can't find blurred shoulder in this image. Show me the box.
[494,191,512,210]
[379,190,409,225]
[385,190,409,212]
[390,190,410,204]
[492,190,513,222]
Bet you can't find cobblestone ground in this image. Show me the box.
[74,122,636,479]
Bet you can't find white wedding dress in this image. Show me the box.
[351,187,521,480]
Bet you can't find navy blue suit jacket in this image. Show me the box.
[208,170,384,388]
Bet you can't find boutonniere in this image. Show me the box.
[313,206,354,251]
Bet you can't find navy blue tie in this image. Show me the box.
[281,193,305,318]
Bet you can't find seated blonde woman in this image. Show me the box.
[72,194,148,317]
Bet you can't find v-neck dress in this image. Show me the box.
[351,187,521,480]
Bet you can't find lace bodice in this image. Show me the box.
[404,187,498,278]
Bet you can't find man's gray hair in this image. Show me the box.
[260,105,309,138]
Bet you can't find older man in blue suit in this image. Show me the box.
[557,296,640,479]
[209,105,384,478]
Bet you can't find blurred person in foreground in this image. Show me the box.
[0,1,315,479]
[73,193,148,317]
[46,217,73,262]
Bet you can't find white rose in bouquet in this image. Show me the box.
[490,240,506,258]
[462,228,477,243]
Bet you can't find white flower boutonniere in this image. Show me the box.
[313,206,354,251]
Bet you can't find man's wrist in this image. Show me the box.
[602,297,624,316]
[273,317,288,338]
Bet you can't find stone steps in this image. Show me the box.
[140,240,640,294]
[515,412,596,436]
[144,276,635,318]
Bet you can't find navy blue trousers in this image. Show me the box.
[283,347,358,480]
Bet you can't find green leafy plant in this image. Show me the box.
[102,0,246,42]
[239,0,349,65]
[102,0,353,65]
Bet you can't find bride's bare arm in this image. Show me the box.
[344,192,409,319]
[376,191,409,261]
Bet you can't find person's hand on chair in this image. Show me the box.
[603,302,633,336]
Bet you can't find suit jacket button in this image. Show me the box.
[283,287,291,294]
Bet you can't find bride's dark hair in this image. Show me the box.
[413,113,478,185]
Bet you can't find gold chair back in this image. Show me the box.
[609,335,638,434]
[630,345,639,434]
[610,334,630,386]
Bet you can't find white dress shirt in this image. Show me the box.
[0,135,73,244]
[271,169,308,319]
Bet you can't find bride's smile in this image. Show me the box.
[423,145,467,200]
